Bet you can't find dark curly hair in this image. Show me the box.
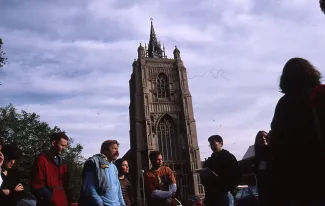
[115,158,127,175]
[50,132,69,143]
[253,131,269,168]
[208,135,223,144]
[279,57,322,94]
[321,0,325,15]
[149,151,162,161]
[254,131,268,152]
[100,140,119,154]
[2,143,22,161]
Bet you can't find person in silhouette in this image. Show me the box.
[254,131,270,206]
[202,135,240,206]
[269,57,325,206]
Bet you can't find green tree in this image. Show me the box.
[0,104,84,202]
[321,0,325,15]
[0,38,8,85]
[0,38,7,67]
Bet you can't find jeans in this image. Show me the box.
[228,192,234,206]
[17,199,37,206]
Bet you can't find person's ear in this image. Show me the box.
[51,140,56,147]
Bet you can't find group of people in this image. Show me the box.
[0,130,240,206]
[0,132,181,206]
[0,131,239,206]
[0,57,324,206]
[0,133,133,206]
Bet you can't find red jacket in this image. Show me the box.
[30,150,70,206]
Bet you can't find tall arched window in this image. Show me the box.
[157,73,169,99]
[157,115,177,161]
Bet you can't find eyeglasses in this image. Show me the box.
[209,142,219,147]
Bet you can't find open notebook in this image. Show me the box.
[194,167,218,179]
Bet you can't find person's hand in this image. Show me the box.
[172,192,176,199]
[2,189,10,195]
[0,152,4,167]
[14,183,24,191]
[165,197,173,205]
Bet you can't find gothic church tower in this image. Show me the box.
[125,20,204,205]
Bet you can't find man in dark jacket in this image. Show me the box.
[30,132,70,206]
[201,135,240,206]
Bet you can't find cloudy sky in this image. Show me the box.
[0,0,324,160]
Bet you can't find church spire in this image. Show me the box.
[148,18,164,58]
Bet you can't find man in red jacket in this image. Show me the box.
[30,132,70,206]
[0,136,3,187]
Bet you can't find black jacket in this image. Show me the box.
[0,169,25,206]
[269,90,325,202]
[202,149,240,197]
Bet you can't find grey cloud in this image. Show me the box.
[1,1,151,47]
[1,0,325,160]
[15,101,131,157]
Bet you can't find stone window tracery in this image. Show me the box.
[157,73,169,99]
[157,115,177,161]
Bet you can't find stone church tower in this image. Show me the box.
[124,20,204,205]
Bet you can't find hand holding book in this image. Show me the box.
[194,167,218,180]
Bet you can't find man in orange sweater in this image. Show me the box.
[144,151,177,206]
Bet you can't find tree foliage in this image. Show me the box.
[0,104,84,202]
[321,0,325,15]
[0,38,7,67]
